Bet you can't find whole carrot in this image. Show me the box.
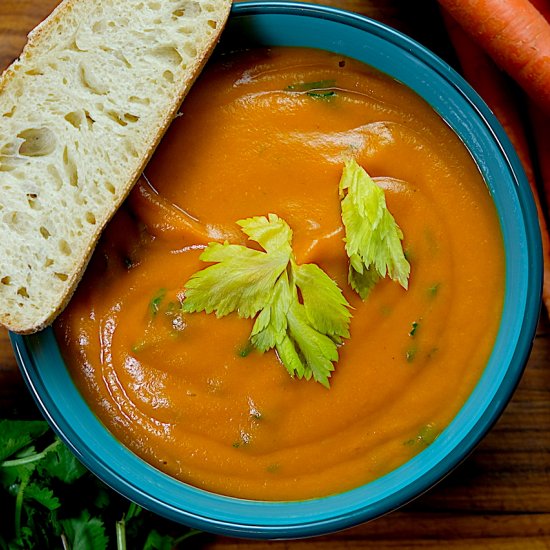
[437,0,550,115]
[530,104,550,223]
[443,12,550,315]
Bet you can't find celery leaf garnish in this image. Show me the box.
[339,159,410,299]
[182,214,352,387]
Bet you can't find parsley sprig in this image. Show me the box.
[182,214,352,388]
[0,420,199,549]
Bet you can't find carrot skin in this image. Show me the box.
[443,12,550,316]
[437,0,550,115]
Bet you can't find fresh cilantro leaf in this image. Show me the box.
[183,214,351,387]
[339,158,410,299]
[24,483,60,511]
[143,530,176,550]
[61,510,108,550]
[0,420,49,462]
[39,442,87,484]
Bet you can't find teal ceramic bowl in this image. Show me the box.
[11,1,542,539]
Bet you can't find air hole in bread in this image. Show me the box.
[59,239,72,256]
[85,211,97,225]
[207,19,217,29]
[106,110,128,127]
[55,272,68,281]
[112,50,132,69]
[62,147,79,187]
[18,128,57,157]
[180,2,202,17]
[177,25,194,35]
[65,111,84,129]
[151,46,184,67]
[105,181,116,194]
[1,276,11,286]
[129,95,150,106]
[182,43,197,59]
[149,1,161,9]
[4,211,18,227]
[17,287,29,298]
[80,62,108,95]
[25,68,44,76]
[173,8,185,16]
[163,70,174,83]
[2,105,16,118]
[47,164,64,191]
[92,20,107,33]
[44,258,54,268]
[40,226,51,239]
[27,193,39,210]
[124,139,139,158]
[0,157,16,172]
[124,113,140,123]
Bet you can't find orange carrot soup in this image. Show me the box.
[56,47,505,501]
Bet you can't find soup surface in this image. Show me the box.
[56,47,504,501]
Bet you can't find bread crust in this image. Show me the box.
[0,0,232,333]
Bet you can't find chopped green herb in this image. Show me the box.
[182,214,352,388]
[286,79,336,92]
[409,320,420,337]
[428,283,440,297]
[237,340,254,358]
[306,90,336,100]
[405,348,417,363]
[404,423,439,447]
[149,288,166,316]
[339,159,410,299]
[286,79,337,100]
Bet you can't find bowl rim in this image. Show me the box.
[10,0,542,539]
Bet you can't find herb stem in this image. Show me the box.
[116,519,127,550]
[14,475,29,541]
[60,533,70,550]
[1,439,61,468]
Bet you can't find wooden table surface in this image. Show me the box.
[1,1,549,548]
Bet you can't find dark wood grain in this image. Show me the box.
[1,1,550,548]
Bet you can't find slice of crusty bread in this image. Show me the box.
[0,0,231,333]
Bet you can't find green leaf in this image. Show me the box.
[61,510,108,550]
[24,483,60,511]
[285,300,339,388]
[143,530,176,550]
[39,443,87,484]
[0,421,49,463]
[238,213,293,254]
[183,214,352,387]
[339,158,410,299]
[294,262,351,340]
[250,270,292,352]
[183,242,290,319]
